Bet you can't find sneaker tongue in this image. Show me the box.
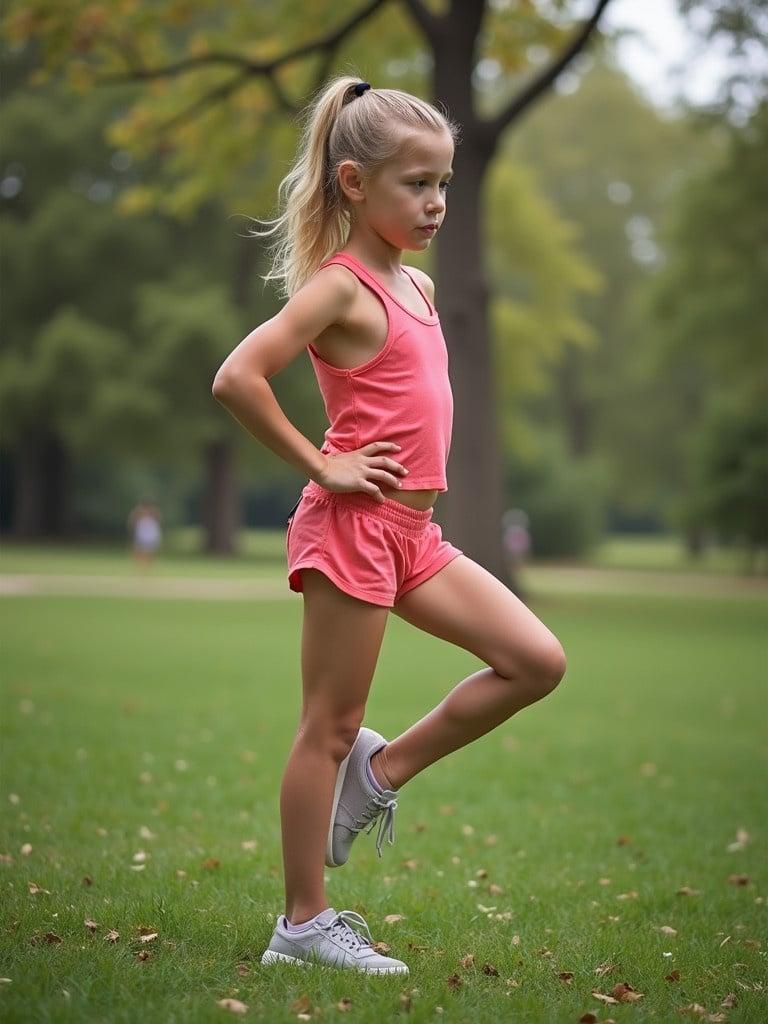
[314,908,339,927]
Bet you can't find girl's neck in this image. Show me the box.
[341,231,404,280]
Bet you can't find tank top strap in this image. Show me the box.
[318,251,394,307]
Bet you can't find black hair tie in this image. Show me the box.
[353,81,371,97]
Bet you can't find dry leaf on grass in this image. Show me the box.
[459,954,475,968]
[447,973,463,990]
[216,998,248,1015]
[384,914,405,924]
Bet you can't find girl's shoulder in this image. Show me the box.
[402,264,435,304]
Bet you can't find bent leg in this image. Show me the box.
[280,568,389,923]
[374,555,567,790]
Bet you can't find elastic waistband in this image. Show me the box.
[302,479,433,536]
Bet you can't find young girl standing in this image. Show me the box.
[213,75,567,976]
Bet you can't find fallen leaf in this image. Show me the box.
[611,981,643,1002]
[592,992,619,1005]
[290,994,311,1014]
[659,926,678,936]
[557,971,574,983]
[384,914,405,924]
[84,919,98,933]
[202,858,220,870]
[216,998,248,1015]
[447,973,463,990]
[482,962,499,976]
[461,824,475,836]
[336,997,352,1012]
[372,941,391,954]
[594,963,616,976]
[459,954,475,968]
[104,930,119,943]
[27,881,51,895]
[728,873,750,886]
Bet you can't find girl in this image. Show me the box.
[212,75,567,976]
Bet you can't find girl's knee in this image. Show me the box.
[298,710,365,763]
[495,634,567,693]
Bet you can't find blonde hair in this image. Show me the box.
[248,73,461,298]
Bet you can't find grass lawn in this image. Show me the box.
[1,567,766,1021]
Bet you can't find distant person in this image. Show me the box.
[502,508,531,571]
[212,76,567,976]
[127,501,162,567]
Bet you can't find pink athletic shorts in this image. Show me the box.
[286,479,464,607]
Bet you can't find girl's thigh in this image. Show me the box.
[391,555,566,684]
[299,568,390,720]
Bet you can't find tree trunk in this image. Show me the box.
[434,25,524,598]
[201,439,239,555]
[11,435,72,538]
[558,347,590,458]
[12,440,45,538]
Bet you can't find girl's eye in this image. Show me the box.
[414,181,451,190]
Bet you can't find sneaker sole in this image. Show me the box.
[260,949,408,974]
[325,743,354,868]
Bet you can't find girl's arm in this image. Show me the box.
[212,266,356,482]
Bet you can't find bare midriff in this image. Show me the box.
[379,484,439,512]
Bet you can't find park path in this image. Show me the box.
[0,567,765,601]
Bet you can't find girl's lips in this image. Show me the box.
[418,225,437,234]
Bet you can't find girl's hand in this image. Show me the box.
[316,442,409,503]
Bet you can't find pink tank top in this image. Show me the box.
[307,251,454,492]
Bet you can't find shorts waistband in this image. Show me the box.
[302,479,433,536]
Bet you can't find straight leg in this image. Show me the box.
[280,569,389,924]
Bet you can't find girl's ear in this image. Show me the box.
[338,160,366,204]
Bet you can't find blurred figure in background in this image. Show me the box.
[127,500,162,568]
[502,508,531,573]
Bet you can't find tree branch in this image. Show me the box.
[96,0,388,88]
[478,0,614,151]
[400,0,441,43]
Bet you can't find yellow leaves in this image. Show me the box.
[383,914,405,924]
[115,187,158,217]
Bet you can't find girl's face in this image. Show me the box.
[341,128,454,252]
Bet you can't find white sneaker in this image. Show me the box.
[260,908,409,974]
[326,727,399,868]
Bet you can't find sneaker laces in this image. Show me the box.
[320,910,374,951]
[352,792,398,857]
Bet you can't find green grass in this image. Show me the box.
[1,567,766,1021]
